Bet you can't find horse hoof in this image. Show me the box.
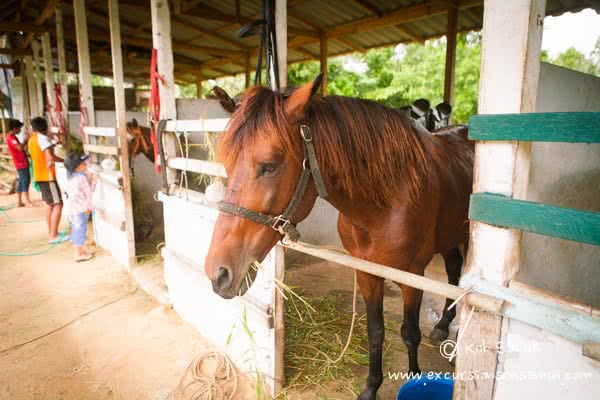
[429,327,449,345]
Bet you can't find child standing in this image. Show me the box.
[5,119,33,207]
[64,152,96,262]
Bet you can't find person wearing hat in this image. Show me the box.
[5,119,33,207]
[64,151,96,262]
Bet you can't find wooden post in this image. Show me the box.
[196,72,203,99]
[151,0,177,185]
[41,33,55,117]
[275,0,287,89]
[319,32,327,95]
[108,0,136,269]
[244,53,251,89]
[273,2,287,393]
[24,56,39,120]
[22,68,32,128]
[56,4,70,148]
[452,1,546,400]
[443,2,458,105]
[73,0,95,127]
[31,40,44,116]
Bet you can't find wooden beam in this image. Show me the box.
[319,32,327,95]
[151,0,177,186]
[293,47,316,59]
[327,0,481,38]
[452,1,546,400]
[275,0,287,89]
[444,2,458,104]
[73,0,95,126]
[469,112,600,143]
[31,40,44,116]
[108,0,136,269]
[0,22,51,33]
[469,193,600,246]
[22,0,59,48]
[24,56,39,119]
[56,4,69,147]
[41,33,55,113]
[335,37,366,53]
[172,16,247,50]
[0,48,31,56]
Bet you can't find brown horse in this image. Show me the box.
[126,118,155,169]
[205,76,473,400]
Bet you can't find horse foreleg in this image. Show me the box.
[430,247,463,344]
[356,270,385,400]
[400,283,423,374]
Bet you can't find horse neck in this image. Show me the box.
[310,115,437,224]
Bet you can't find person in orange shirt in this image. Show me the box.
[28,117,68,244]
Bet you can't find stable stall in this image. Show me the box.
[2,1,599,399]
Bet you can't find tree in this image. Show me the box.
[551,47,597,75]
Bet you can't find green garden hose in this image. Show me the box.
[0,204,70,256]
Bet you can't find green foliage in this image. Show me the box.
[551,46,598,75]
[288,33,482,123]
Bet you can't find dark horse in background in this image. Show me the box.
[204,77,474,400]
[126,118,155,172]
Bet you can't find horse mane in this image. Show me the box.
[218,86,454,209]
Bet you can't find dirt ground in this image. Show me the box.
[282,253,457,400]
[0,192,256,400]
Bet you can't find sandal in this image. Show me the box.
[75,253,94,262]
[48,234,70,244]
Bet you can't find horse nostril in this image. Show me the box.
[215,266,233,291]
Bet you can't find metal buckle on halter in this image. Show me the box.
[271,215,292,235]
[300,124,312,142]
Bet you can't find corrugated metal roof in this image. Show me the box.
[7,0,595,82]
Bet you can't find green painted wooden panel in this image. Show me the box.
[469,112,600,143]
[469,193,600,246]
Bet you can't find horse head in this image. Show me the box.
[126,118,154,164]
[205,76,323,299]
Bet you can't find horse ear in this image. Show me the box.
[285,73,323,118]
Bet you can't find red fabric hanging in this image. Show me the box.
[53,84,66,143]
[149,48,164,174]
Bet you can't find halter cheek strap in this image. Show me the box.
[218,124,328,242]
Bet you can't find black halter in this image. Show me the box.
[218,124,328,242]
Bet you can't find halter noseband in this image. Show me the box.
[218,124,328,242]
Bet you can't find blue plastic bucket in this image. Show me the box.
[396,376,454,400]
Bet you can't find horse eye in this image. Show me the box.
[259,163,278,176]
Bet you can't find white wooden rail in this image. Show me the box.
[167,157,226,177]
[165,118,229,133]
[83,126,117,137]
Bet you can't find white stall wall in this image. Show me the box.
[494,63,600,400]
[9,77,24,122]
[517,62,600,307]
